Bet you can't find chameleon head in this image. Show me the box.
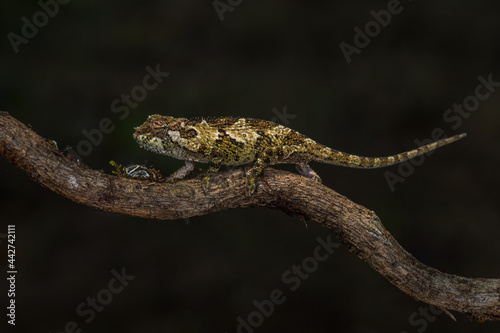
[133,114,176,155]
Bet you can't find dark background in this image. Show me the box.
[1,0,500,332]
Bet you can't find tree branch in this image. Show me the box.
[1,111,498,322]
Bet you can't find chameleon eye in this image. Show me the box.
[150,119,167,137]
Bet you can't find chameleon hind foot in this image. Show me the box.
[296,163,322,183]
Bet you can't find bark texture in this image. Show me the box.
[0,111,498,322]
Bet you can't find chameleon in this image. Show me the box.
[133,114,466,196]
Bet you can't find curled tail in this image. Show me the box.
[312,133,466,168]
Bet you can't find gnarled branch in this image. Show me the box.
[0,111,498,322]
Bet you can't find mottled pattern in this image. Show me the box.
[133,115,466,196]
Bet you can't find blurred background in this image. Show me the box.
[1,0,500,332]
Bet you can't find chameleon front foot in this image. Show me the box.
[202,173,212,193]
[203,169,256,196]
[202,155,223,194]
[245,178,257,197]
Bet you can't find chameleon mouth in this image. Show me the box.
[134,134,165,154]
[133,132,141,141]
[133,124,149,140]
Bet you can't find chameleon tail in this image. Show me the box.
[312,133,467,168]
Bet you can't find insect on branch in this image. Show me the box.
[0,111,498,322]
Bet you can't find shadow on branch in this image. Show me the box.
[0,111,498,322]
